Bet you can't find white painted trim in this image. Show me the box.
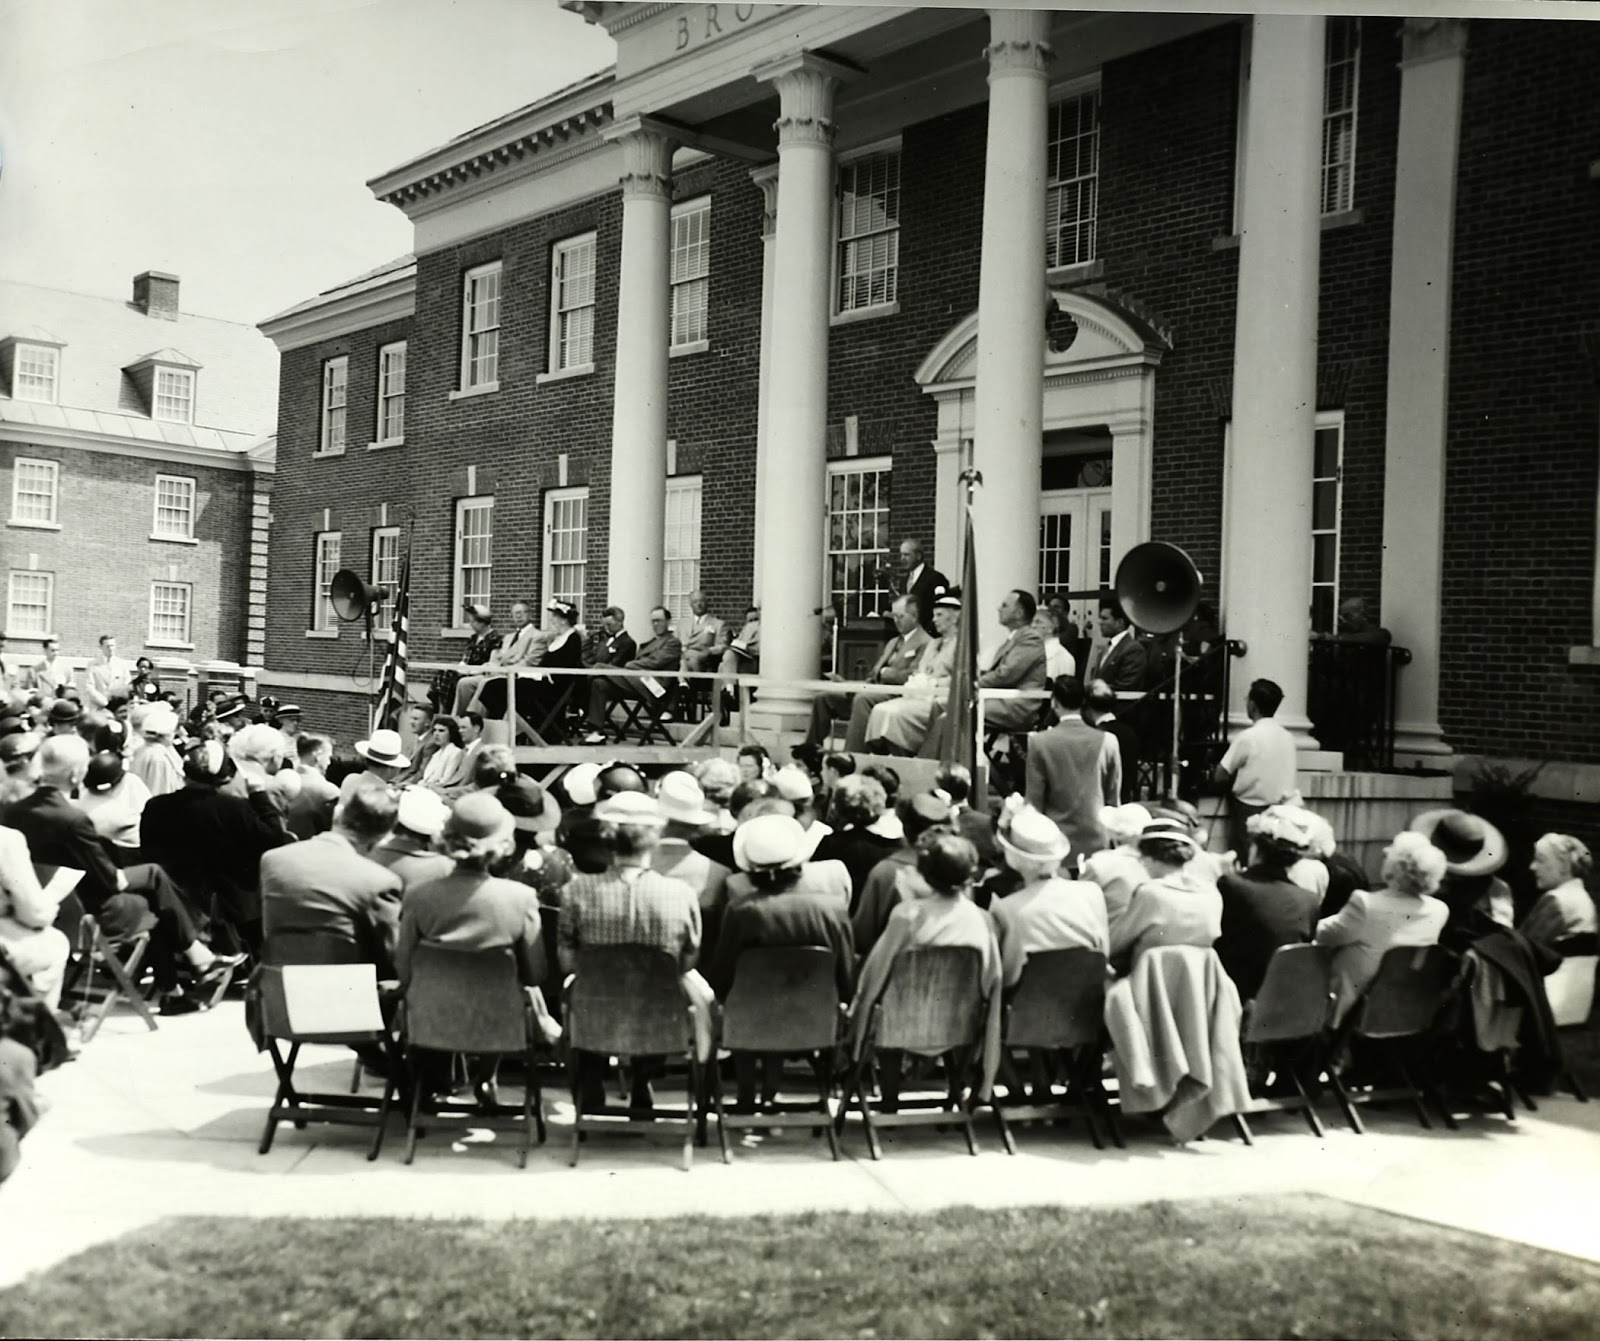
[8,519,61,532]
[447,382,499,402]
[831,301,899,329]
[258,268,416,353]
[0,422,258,473]
[148,534,199,547]
[257,668,372,694]
[535,363,595,385]
[669,339,710,359]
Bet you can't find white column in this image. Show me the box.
[1109,423,1153,575]
[750,164,779,600]
[1380,19,1468,765]
[971,8,1052,617]
[1221,14,1324,743]
[751,53,852,722]
[604,117,676,633]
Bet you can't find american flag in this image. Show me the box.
[372,544,410,732]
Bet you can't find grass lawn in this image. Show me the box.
[3,1195,1598,1339]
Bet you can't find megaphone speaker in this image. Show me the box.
[329,569,390,623]
[1113,541,1203,636]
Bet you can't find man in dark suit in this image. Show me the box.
[896,538,948,635]
[584,606,638,668]
[803,594,930,751]
[583,606,684,741]
[1085,678,1143,803]
[259,776,403,974]
[1088,595,1149,693]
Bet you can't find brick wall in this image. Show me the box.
[1,442,255,662]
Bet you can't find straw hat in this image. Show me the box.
[354,728,409,769]
[773,766,814,804]
[733,813,808,873]
[593,791,666,827]
[998,806,1072,869]
[1409,809,1507,878]
[395,787,450,839]
[563,761,603,807]
[656,771,714,826]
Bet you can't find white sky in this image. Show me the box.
[0,0,616,326]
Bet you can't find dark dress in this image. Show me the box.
[430,627,502,714]
[1216,865,1320,1001]
[523,629,586,733]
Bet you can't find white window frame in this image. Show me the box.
[826,457,894,622]
[151,473,196,542]
[370,524,401,632]
[452,495,494,619]
[542,486,589,623]
[152,366,195,424]
[1046,81,1101,272]
[318,356,348,457]
[12,343,60,405]
[6,570,53,637]
[669,197,711,352]
[1310,411,1345,636]
[833,141,901,320]
[10,456,59,527]
[311,530,342,633]
[459,263,502,393]
[548,234,597,376]
[1322,17,1361,217]
[147,581,193,648]
[374,341,406,446]
[663,476,703,632]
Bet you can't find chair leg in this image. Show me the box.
[1565,1068,1589,1103]
[349,1057,364,1094]
[369,1077,395,1163]
[682,1052,699,1172]
[1392,1055,1432,1129]
[529,1054,547,1146]
[404,1072,425,1166]
[1290,1067,1326,1138]
[569,1068,584,1168]
[817,1051,841,1162]
[712,1054,733,1165]
[1328,1070,1366,1135]
[1231,1112,1254,1146]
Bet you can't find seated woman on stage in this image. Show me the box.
[520,599,585,737]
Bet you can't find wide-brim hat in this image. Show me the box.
[395,787,451,838]
[354,729,410,769]
[733,813,808,872]
[657,770,714,826]
[563,761,603,807]
[1409,809,1507,877]
[593,791,666,827]
[215,698,250,723]
[498,775,561,835]
[441,793,516,854]
[545,598,579,622]
[998,807,1072,868]
[47,699,81,725]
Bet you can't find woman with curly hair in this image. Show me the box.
[1108,818,1223,974]
[1315,830,1449,1023]
[1521,833,1597,947]
[1215,805,1322,1001]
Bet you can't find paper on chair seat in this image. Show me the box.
[282,963,384,1035]
[640,675,665,699]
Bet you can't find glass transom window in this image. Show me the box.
[551,235,596,372]
[1047,90,1100,269]
[837,149,900,314]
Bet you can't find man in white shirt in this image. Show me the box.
[455,600,543,714]
[85,634,134,709]
[28,638,64,697]
[1213,677,1298,858]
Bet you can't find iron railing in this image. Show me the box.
[1307,640,1412,771]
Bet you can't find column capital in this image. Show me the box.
[753,52,859,148]
[750,163,780,238]
[985,8,1053,77]
[1400,17,1468,68]
[605,115,678,201]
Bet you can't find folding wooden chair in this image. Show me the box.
[253,962,398,1161]
[1240,943,1335,1136]
[994,948,1118,1152]
[564,945,701,1171]
[55,889,158,1043]
[1327,944,1460,1134]
[711,946,844,1162]
[400,944,548,1168]
[838,945,994,1160]
[1548,933,1595,1102]
[263,930,379,1093]
[609,675,680,745]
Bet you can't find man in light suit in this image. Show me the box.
[896,538,948,635]
[977,589,1050,733]
[1026,676,1122,857]
[804,595,930,751]
[84,634,134,710]
[584,607,684,741]
[1087,595,1149,693]
[456,600,546,714]
[260,776,403,975]
[680,592,727,673]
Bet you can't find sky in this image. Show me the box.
[0,0,617,326]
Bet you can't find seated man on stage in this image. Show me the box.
[804,595,929,753]
[456,600,547,716]
[680,592,727,674]
[583,606,684,743]
[717,606,760,677]
[863,591,960,755]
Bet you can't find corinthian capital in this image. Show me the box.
[985,8,1053,76]
[754,52,860,149]
[606,116,677,200]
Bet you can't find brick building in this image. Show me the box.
[258,7,1600,828]
[2,272,277,677]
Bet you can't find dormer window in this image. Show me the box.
[14,344,60,404]
[154,367,194,423]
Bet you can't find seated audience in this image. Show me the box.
[340,727,411,805]
[1026,676,1122,857]
[371,787,455,892]
[1409,808,1514,947]
[128,703,184,798]
[1088,595,1149,692]
[1521,832,1597,947]
[737,743,775,786]
[0,824,70,1008]
[651,772,724,912]
[1316,830,1449,1024]
[822,774,898,909]
[583,606,683,742]
[426,714,486,799]
[585,606,638,668]
[456,599,543,715]
[390,705,438,787]
[284,733,340,840]
[1215,805,1322,1001]
[988,806,1110,989]
[417,716,464,791]
[727,809,851,913]
[496,774,574,909]
[74,749,151,857]
[852,792,957,956]
[1108,817,1223,974]
[1082,802,1153,934]
[717,606,761,678]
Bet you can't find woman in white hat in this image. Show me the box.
[1107,818,1224,974]
[989,806,1109,989]
[651,771,724,911]
[128,702,184,798]
[1214,805,1322,1002]
[371,787,455,892]
[1081,802,1153,936]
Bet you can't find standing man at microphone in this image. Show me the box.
[895,539,947,636]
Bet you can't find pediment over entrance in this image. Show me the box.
[913,289,1170,390]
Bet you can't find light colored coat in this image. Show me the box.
[1315,886,1449,1023]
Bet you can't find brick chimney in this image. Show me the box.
[132,271,180,320]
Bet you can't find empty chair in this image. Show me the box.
[712,946,844,1162]
[564,945,702,1170]
[263,928,387,1093]
[400,943,547,1168]
[1543,933,1593,1102]
[995,948,1119,1152]
[1240,943,1335,1136]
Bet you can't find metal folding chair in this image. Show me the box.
[995,948,1118,1152]
[610,675,681,745]
[564,945,702,1170]
[838,945,994,1159]
[1240,943,1335,1136]
[400,944,548,1168]
[711,946,844,1162]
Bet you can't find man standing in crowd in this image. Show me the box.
[285,733,341,839]
[680,592,726,674]
[1087,596,1148,692]
[29,638,64,698]
[1027,676,1123,855]
[1214,677,1298,858]
[84,634,134,710]
[803,595,929,752]
[896,538,947,634]
[583,607,683,743]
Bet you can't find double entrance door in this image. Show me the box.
[1038,487,1113,641]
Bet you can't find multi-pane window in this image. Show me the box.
[370,525,401,630]
[461,264,501,390]
[6,571,52,636]
[376,342,406,443]
[319,357,348,455]
[13,344,59,404]
[153,367,194,423]
[1310,416,1344,634]
[1047,90,1100,269]
[827,461,893,622]
[10,457,58,525]
[454,496,494,615]
[312,530,341,632]
[663,477,702,631]
[670,198,711,348]
[550,234,596,372]
[148,582,192,645]
[1322,17,1360,216]
[837,149,900,314]
[152,474,196,540]
[543,488,588,620]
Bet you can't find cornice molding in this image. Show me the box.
[258,270,417,352]
[0,421,263,473]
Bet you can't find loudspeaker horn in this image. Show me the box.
[1113,541,1202,636]
[329,569,389,624]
